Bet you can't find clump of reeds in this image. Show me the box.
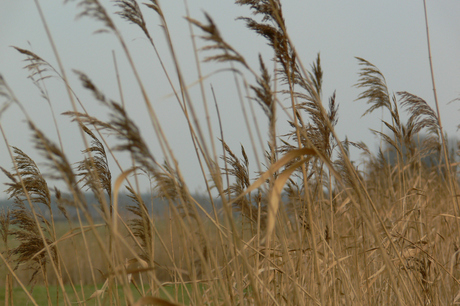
[0,0,459,305]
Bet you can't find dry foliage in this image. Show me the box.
[0,0,459,305]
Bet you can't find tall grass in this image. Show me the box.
[1,0,459,305]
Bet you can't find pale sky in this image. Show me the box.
[0,1,459,196]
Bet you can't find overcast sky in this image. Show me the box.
[0,1,459,197]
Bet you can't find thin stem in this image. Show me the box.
[423,0,460,233]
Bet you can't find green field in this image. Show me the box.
[0,283,198,305]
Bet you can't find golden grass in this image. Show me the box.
[1,0,459,305]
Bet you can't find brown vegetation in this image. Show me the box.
[0,0,459,305]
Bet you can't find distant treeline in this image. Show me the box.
[0,193,218,221]
[382,136,458,169]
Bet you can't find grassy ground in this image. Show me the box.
[0,283,198,305]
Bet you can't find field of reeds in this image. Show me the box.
[1,0,460,305]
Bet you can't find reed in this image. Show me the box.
[0,0,458,305]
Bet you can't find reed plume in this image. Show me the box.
[76,125,112,214]
[187,13,248,68]
[0,147,57,287]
